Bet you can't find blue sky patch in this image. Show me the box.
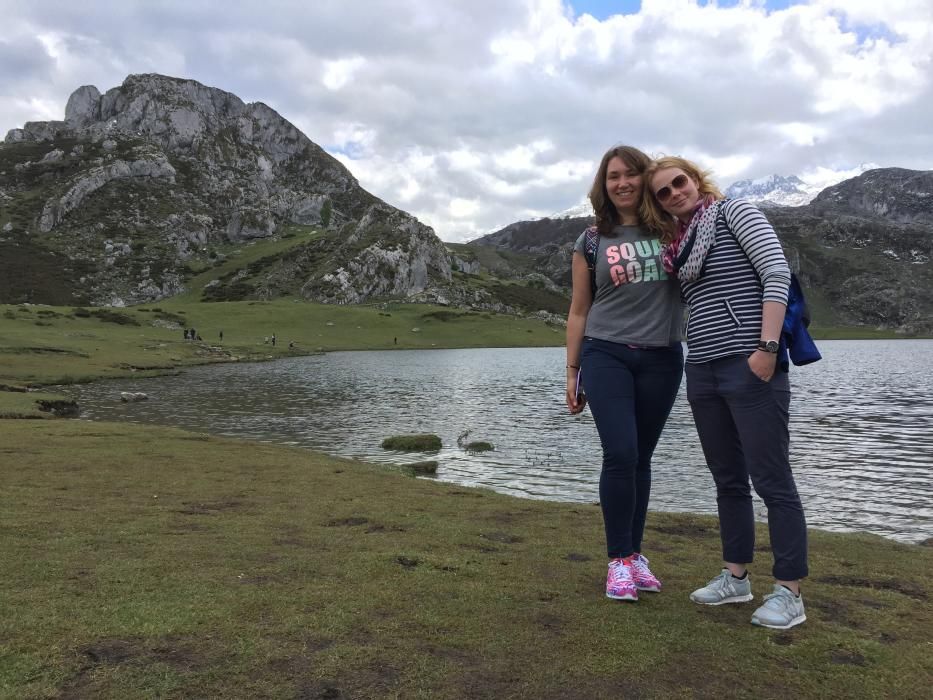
[568,0,804,21]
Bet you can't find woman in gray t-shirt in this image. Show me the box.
[565,144,684,602]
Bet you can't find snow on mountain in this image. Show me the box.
[542,165,881,220]
[726,165,878,207]
[548,199,592,219]
[725,174,815,206]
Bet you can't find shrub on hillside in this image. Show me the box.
[91,309,140,326]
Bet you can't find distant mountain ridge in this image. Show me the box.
[0,74,574,320]
[724,174,815,207]
[470,168,933,333]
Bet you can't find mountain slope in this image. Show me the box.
[0,74,451,306]
[468,168,933,333]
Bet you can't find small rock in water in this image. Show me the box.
[120,391,149,402]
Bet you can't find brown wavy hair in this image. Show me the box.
[588,145,652,237]
[641,156,725,243]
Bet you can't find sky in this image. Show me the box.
[1,0,931,242]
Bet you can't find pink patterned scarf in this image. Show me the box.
[660,195,720,281]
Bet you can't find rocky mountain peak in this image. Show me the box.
[724,174,814,207]
[1,73,453,307]
[812,167,933,225]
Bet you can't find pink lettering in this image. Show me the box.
[610,265,627,286]
[606,245,621,265]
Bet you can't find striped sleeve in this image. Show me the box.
[722,199,791,304]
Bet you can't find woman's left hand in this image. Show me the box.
[748,349,777,382]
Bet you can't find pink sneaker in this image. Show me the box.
[606,559,638,601]
[631,553,662,592]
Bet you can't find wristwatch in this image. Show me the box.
[757,340,780,354]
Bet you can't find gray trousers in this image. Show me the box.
[685,354,808,581]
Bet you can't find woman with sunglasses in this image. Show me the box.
[566,145,684,602]
[642,156,808,629]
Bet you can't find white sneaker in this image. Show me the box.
[690,569,753,605]
[751,584,806,629]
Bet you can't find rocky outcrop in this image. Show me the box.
[39,154,176,232]
[306,209,451,304]
[65,85,102,127]
[812,168,933,226]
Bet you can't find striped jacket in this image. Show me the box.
[682,198,790,364]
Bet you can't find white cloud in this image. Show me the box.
[0,0,931,241]
[322,56,366,91]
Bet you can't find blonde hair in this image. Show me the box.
[641,156,725,243]
[587,145,652,237]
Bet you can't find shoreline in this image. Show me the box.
[46,352,933,547]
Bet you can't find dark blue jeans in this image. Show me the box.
[685,355,808,581]
[581,338,684,559]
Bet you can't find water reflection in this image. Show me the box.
[65,340,933,544]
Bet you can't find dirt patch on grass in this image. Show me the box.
[565,552,592,562]
[175,499,247,515]
[647,520,716,537]
[771,632,796,646]
[297,660,401,699]
[326,516,369,527]
[829,649,868,666]
[59,635,208,699]
[458,542,500,553]
[480,531,524,544]
[813,575,927,600]
[806,597,863,629]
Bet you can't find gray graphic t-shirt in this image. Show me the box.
[573,225,684,346]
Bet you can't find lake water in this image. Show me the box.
[65,340,933,544]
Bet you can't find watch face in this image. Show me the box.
[761,340,779,353]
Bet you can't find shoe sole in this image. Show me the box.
[751,613,807,630]
[690,593,754,606]
[606,592,638,601]
[635,584,661,592]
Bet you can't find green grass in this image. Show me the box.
[0,300,563,388]
[169,225,324,303]
[381,434,443,451]
[464,441,495,453]
[401,460,439,475]
[0,390,73,419]
[1,419,930,698]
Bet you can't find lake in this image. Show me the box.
[65,340,933,544]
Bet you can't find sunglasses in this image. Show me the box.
[655,174,690,202]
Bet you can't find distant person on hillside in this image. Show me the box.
[643,156,808,629]
[565,144,684,603]
[219,329,223,341]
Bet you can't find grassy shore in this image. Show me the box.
[1,419,930,699]
[0,300,562,394]
[2,301,931,696]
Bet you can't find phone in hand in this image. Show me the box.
[575,368,585,402]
